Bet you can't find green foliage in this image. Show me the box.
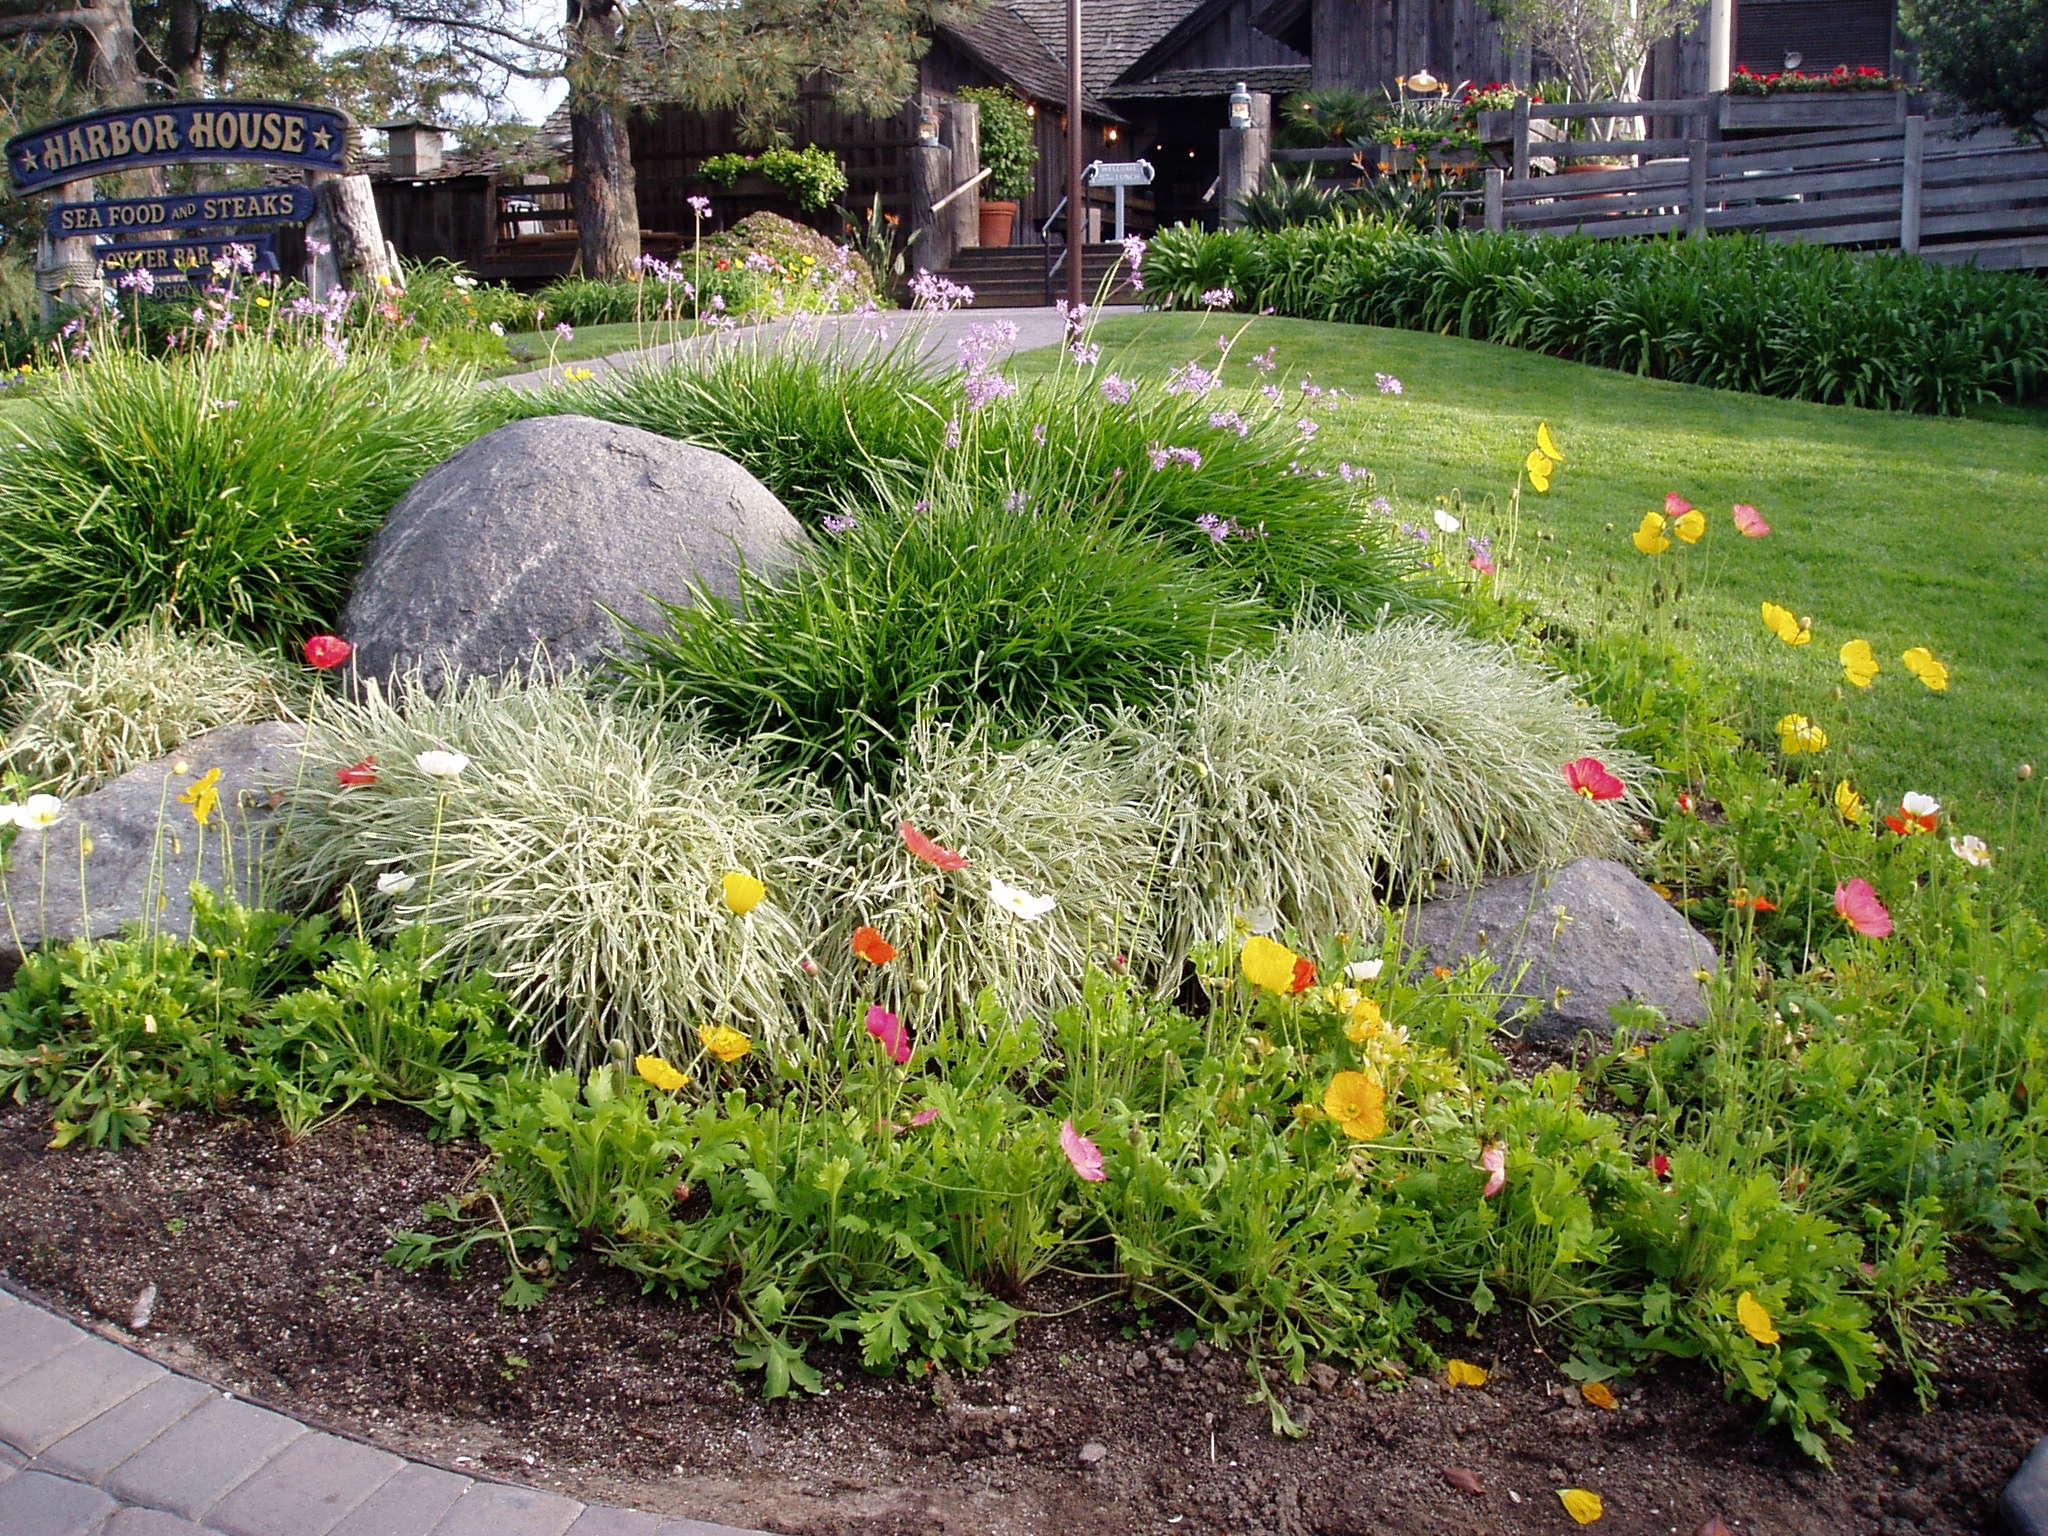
[699,144,850,210]
[278,671,843,1069]
[1140,224,2048,412]
[0,343,484,660]
[958,87,1039,200]
[1908,0,2048,143]
[1138,620,1647,968]
[3,616,301,795]
[1238,165,1347,231]
[0,890,521,1148]
[1277,88,1385,148]
[620,490,1271,789]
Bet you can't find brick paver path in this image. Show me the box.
[0,1285,768,1536]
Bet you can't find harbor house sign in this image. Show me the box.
[7,99,348,289]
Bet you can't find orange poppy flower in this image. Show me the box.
[851,925,896,965]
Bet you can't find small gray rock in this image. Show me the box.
[1077,1441,1108,1468]
[0,723,307,979]
[1406,857,1716,1048]
[2005,1436,2048,1536]
[341,414,806,692]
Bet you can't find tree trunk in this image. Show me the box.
[72,0,145,107]
[166,0,205,97]
[565,0,640,279]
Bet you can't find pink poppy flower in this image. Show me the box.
[1731,502,1771,537]
[908,1106,941,1127]
[336,755,378,787]
[864,1004,911,1064]
[303,634,353,670]
[900,820,969,871]
[1563,756,1625,801]
[1479,1142,1506,1199]
[1833,878,1893,938]
[1664,493,1693,517]
[1060,1118,1106,1182]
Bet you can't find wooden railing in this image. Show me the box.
[495,183,576,245]
[1481,112,2048,270]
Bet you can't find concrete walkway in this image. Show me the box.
[492,304,1141,393]
[0,1284,766,1536]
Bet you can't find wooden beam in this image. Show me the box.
[1900,114,1925,255]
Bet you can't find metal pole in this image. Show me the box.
[1066,0,1084,312]
[1706,0,1732,92]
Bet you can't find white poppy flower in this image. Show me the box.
[1345,958,1385,983]
[989,874,1055,921]
[414,750,470,779]
[1901,791,1940,818]
[1432,508,1461,534]
[1949,834,1991,868]
[12,794,63,829]
[376,871,418,895]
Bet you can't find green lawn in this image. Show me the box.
[1020,314,2048,888]
[486,319,699,378]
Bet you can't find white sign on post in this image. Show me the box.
[1083,159,1156,241]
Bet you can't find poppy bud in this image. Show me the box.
[2021,763,2035,782]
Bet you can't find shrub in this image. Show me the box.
[1135,620,1647,969]
[1239,165,1348,231]
[2,617,302,795]
[1141,222,2048,412]
[620,491,1271,789]
[0,344,484,660]
[1906,0,2048,144]
[278,671,844,1069]
[699,145,849,211]
[825,716,1166,1024]
[958,87,1039,200]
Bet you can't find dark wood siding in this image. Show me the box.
[1735,0,1894,72]
[1308,0,1523,92]
[1143,0,1308,73]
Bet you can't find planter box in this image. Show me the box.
[1719,94,1907,131]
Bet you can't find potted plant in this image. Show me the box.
[1489,0,1699,147]
[958,86,1038,246]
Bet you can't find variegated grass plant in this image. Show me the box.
[1135,618,1651,972]
[820,715,1165,1030]
[2,616,303,796]
[275,668,846,1068]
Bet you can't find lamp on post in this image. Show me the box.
[1228,81,1253,130]
[1066,0,1083,312]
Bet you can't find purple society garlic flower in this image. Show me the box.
[1376,372,1405,396]
[1100,374,1134,405]
[822,514,858,535]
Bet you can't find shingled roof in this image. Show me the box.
[937,4,1121,116]
[1003,0,1191,96]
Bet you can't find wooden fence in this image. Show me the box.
[1481,103,2048,270]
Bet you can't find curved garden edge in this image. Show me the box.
[0,1098,2039,1536]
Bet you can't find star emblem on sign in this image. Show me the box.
[18,149,36,173]
[310,125,333,151]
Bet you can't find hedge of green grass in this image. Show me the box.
[1142,220,2048,414]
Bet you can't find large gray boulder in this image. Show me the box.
[1405,857,1716,1049]
[0,723,307,978]
[341,415,806,692]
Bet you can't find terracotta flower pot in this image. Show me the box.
[978,199,1018,247]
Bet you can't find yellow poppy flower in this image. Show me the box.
[1760,602,1811,647]
[1525,448,1553,493]
[1838,638,1880,689]
[635,1054,688,1091]
[1631,512,1670,556]
[1240,934,1301,995]
[177,767,221,829]
[697,1024,751,1063]
[1737,1290,1780,1345]
[1343,994,1384,1043]
[1446,1358,1488,1387]
[1536,421,1563,462]
[721,870,766,915]
[1322,1069,1386,1141]
[1672,508,1706,544]
[1834,779,1866,824]
[1901,646,1949,691]
[1776,714,1828,755]
[1580,1380,1617,1410]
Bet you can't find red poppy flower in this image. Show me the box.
[1290,956,1317,994]
[304,633,353,670]
[337,755,378,787]
[899,820,968,871]
[852,925,896,965]
[1563,756,1625,801]
[1884,811,1936,837]
[1650,1153,1671,1180]
[1676,791,1697,816]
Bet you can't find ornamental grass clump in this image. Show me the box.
[823,716,1164,1026]
[277,670,843,1069]
[1137,619,1647,968]
[621,490,1269,789]
[0,343,485,660]
[2,616,302,795]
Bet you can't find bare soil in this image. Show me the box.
[0,1101,2039,1536]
